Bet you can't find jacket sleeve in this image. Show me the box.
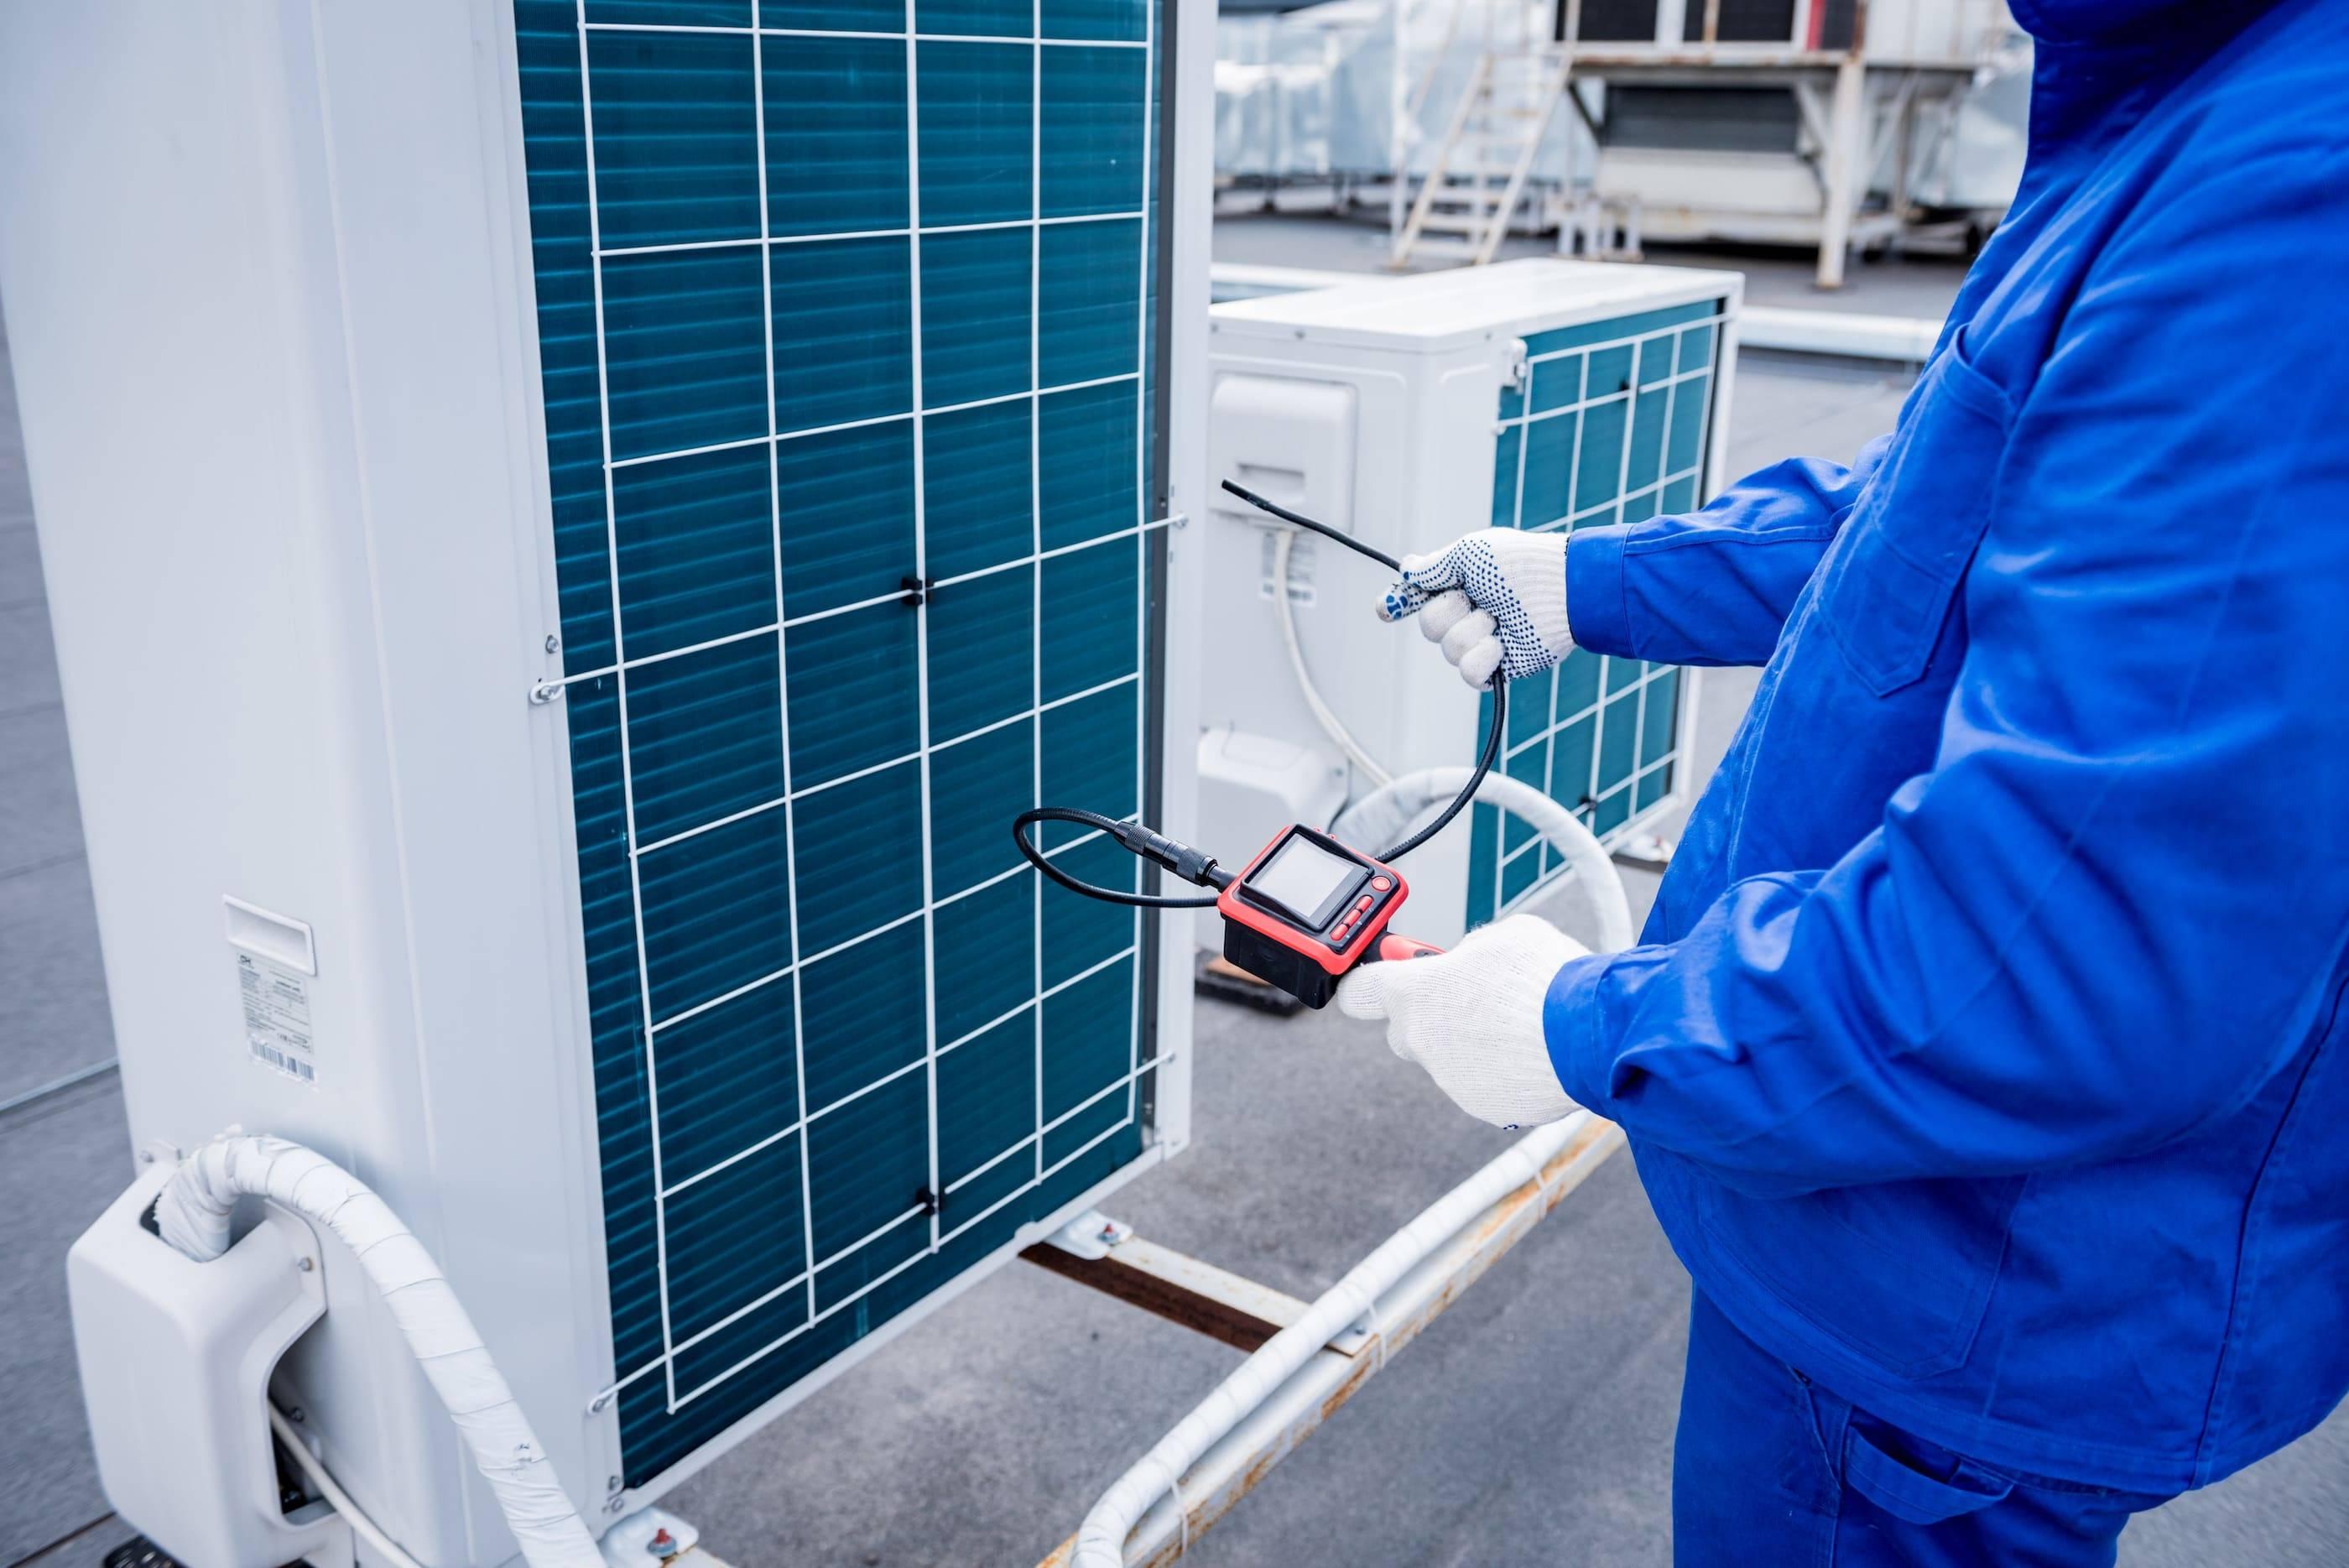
[1564,437,1890,667]
[1544,158,2349,1196]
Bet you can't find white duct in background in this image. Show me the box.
[155,1135,602,1568]
[1216,0,1582,185]
[1908,29,2034,212]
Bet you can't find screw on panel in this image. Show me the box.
[544,633,561,654]
[530,680,565,706]
[608,1475,624,1494]
[296,1257,314,1272]
[587,1388,617,1414]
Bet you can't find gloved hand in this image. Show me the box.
[1338,914,1586,1128]
[1377,528,1572,689]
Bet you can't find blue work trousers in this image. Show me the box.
[1673,1294,2175,1565]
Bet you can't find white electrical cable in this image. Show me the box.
[1272,528,1391,789]
[1331,768,1638,953]
[154,1134,602,1568]
[268,1404,429,1568]
[1071,1112,1595,1567]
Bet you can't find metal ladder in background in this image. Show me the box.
[1389,9,1577,268]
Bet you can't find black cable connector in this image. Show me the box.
[1111,821,1232,890]
[1013,808,1225,909]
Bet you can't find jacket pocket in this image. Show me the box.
[1816,327,2015,696]
[1695,1172,2028,1378]
[1841,1424,2013,1525]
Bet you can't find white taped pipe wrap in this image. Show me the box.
[1332,768,1638,953]
[154,1134,602,1568]
[1071,1112,1592,1567]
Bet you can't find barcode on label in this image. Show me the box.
[250,1041,316,1083]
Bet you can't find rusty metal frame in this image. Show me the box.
[1034,1116,1626,1566]
[1019,1235,1383,1357]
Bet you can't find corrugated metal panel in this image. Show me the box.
[1599,84,1803,153]
[513,0,1164,1483]
[1680,0,1797,42]
[1571,0,1663,44]
[1466,300,1720,924]
[1817,0,1858,49]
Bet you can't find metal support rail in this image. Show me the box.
[1032,1114,1626,1566]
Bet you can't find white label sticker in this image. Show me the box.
[238,951,317,1085]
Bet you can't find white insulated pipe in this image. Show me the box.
[268,1404,428,1568]
[1272,529,1393,789]
[1072,1112,1595,1567]
[154,1134,602,1568]
[1333,767,1639,953]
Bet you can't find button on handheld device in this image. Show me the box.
[1216,825,1444,1010]
[1010,480,1498,1010]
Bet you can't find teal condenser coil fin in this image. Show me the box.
[513,0,1173,1483]
[1467,299,1722,924]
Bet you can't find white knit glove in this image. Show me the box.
[1377,529,1572,689]
[1338,914,1585,1128]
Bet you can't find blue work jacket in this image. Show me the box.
[1548,0,2349,1492]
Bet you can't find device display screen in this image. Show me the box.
[1247,834,1367,929]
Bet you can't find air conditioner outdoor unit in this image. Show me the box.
[1202,258,1740,948]
[0,1,1210,1562]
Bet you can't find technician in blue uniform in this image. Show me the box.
[1339,1,2349,1560]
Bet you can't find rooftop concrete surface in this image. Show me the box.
[3,229,2341,1566]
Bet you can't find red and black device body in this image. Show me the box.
[1215,824,1445,1009]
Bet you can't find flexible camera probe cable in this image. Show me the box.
[1011,482,1507,907]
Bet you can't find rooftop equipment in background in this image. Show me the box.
[0,0,1210,1561]
[1202,257,1740,949]
[1208,0,2022,285]
[1489,0,2012,283]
